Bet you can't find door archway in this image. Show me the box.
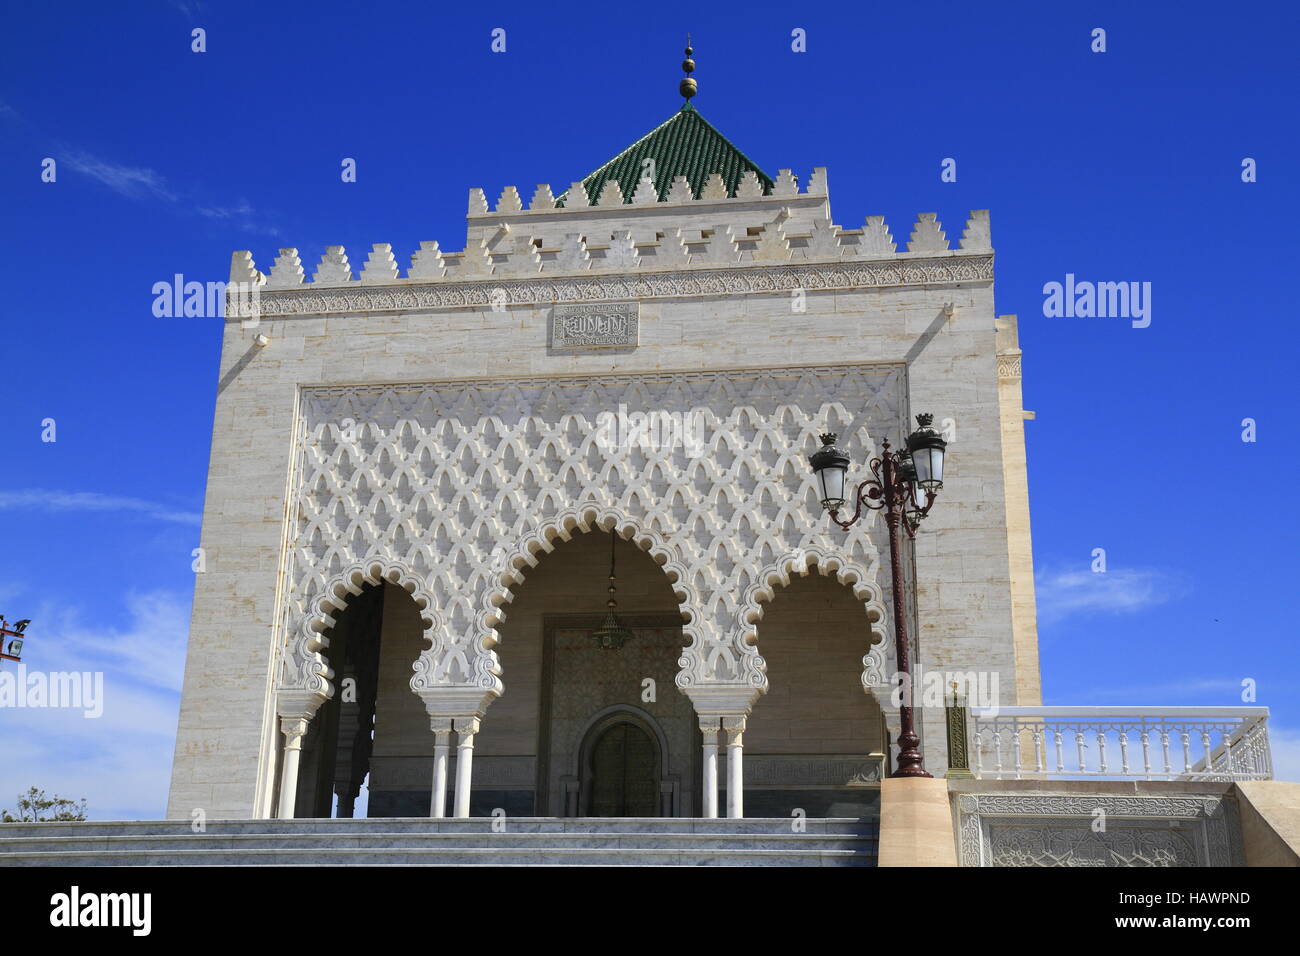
[576,706,670,817]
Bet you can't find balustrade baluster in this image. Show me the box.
[967,710,1268,784]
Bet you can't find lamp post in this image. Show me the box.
[808,414,947,778]
[0,616,31,664]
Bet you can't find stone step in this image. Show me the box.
[2,845,875,867]
[0,817,878,866]
[0,831,875,853]
[0,816,877,838]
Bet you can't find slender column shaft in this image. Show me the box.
[725,716,746,818]
[453,716,480,817]
[429,719,452,818]
[700,717,720,818]
[276,717,310,819]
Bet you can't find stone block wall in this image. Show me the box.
[168,187,1034,819]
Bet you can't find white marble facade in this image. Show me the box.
[167,161,1039,821]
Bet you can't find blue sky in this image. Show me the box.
[1,1,1297,817]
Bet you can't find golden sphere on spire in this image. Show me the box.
[679,36,697,101]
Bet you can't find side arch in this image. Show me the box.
[282,558,440,710]
[737,547,892,689]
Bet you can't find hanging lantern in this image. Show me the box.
[591,530,634,650]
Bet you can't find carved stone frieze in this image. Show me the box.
[246,256,993,320]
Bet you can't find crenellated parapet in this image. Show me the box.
[227,167,994,315]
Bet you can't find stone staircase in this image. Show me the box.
[0,817,878,866]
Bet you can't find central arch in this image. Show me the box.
[473,520,696,816]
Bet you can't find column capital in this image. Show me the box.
[681,683,761,719]
[454,716,481,737]
[698,716,721,734]
[430,716,454,738]
[279,715,311,743]
[723,715,747,745]
[415,685,496,721]
[277,687,327,723]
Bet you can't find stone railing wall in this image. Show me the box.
[951,705,1272,782]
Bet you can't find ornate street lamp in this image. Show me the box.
[808,414,947,778]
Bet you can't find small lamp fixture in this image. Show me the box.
[809,433,851,511]
[0,616,30,663]
[591,530,634,650]
[905,413,947,491]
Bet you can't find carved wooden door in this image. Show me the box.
[589,722,658,816]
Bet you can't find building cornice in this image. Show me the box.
[236,254,994,321]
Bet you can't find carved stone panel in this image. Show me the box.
[550,301,639,349]
[955,792,1244,867]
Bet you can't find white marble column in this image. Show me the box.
[429,717,452,818]
[724,716,746,819]
[452,716,480,817]
[276,716,311,819]
[700,717,720,818]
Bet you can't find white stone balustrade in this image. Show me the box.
[966,706,1272,782]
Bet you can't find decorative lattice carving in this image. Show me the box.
[279,364,902,716]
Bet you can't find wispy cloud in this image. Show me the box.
[197,199,281,236]
[39,589,191,693]
[1035,565,1187,626]
[63,150,177,202]
[167,0,206,17]
[0,589,190,819]
[57,146,279,235]
[0,490,200,526]
[1065,677,1246,704]
[197,199,255,221]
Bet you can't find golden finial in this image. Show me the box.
[679,34,697,103]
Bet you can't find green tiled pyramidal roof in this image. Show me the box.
[560,104,774,206]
